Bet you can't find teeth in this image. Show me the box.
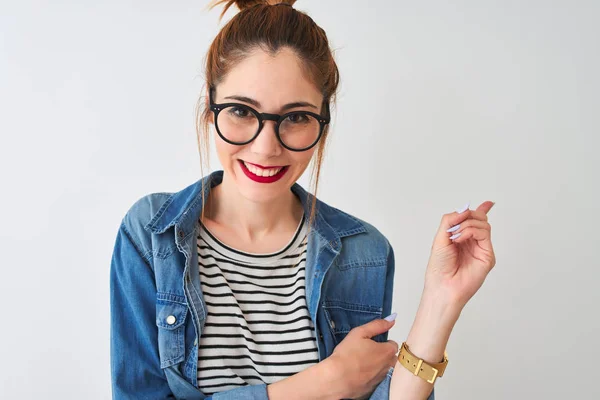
[243,161,283,177]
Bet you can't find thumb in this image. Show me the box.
[355,315,396,339]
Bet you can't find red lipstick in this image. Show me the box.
[239,160,289,183]
[244,161,286,169]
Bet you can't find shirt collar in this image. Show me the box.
[143,170,366,247]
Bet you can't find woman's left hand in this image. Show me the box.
[423,201,497,311]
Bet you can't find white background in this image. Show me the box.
[1,0,598,398]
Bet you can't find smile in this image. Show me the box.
[239,160,289,183]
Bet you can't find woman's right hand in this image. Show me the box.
[328,317,399,400]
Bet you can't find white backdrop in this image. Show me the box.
[1,0,598,398]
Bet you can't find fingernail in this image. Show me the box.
[447,224,460,233]
[383,312,397,322]
[456,202,470,214]
[450,232,462,240]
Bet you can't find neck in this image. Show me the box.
[203,172,304,242]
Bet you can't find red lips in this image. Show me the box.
[238,160,289,184]
[242,160,286,169]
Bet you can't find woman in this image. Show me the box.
[109,1,496,399]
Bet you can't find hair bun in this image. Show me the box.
[209,0,296,19]
[237,1,296,10]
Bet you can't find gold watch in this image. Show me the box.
[397,341,449,384]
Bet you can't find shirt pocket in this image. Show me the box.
[322,300,384,346]
[155,292,188,369]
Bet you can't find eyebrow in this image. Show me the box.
[223,95,318,112]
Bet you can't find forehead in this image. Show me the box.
[216,47,322,105]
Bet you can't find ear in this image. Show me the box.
[205,90,214,124]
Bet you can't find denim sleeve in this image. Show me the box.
[366,242,435,400]
[209,383,269,399]
[110,221,174,399]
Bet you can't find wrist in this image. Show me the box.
[266,357,343,400]
[423,279,467,313]
[320,355,348,399]
[419,289,462,325]
[405,293,461,364]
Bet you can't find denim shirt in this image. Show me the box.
[110,170,435,400]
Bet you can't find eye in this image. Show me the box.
[286,113,310,124]
[227,106,252,119]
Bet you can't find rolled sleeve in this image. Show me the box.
[210,383,269,400]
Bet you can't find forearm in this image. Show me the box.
[267,356,343,400]
[389,293,461,400]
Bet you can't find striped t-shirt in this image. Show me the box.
[196,213,319,395]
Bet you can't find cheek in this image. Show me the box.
[214,134,241,163]
[289,148,316,170]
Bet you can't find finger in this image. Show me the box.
[451,226,491,244]
[433,205,473,248]
[353,318,395,339]
[384,340,400,369]
[471,210,494,224]
[440,201,494,238]
[447,219,491,238]
[452,227,496,268]
[468,201,495,223]
[387,340,399,355]
[476,201,495,215]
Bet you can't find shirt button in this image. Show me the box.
[166,315,177,325]
[330,320,335,329]
[178,230,185,238]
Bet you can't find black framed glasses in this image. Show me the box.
[209,87,330,152]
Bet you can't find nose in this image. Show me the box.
[249,120,282,157]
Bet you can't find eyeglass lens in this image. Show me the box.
[216,105,321,150]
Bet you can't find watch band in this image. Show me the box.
[397,341,448,384]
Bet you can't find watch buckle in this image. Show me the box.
[426,366,439,384]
